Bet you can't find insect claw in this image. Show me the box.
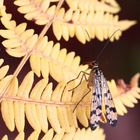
[72,104,78,113]
[68,89,75,93]
[68,89,73,92]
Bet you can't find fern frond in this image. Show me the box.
[2,128,105,140]
[0,58,9,80]
[0,2,139,137]
[52,9,136,43]
[0,7,88,81]
[0,6,135,82]
[0,72,68,133]
[108,73,140,116]
[14,0,56,25]
[1,71,139,133]
[13,1,136,43]
[1,76,18,131]
[1,135,8,140]
[66,0,120,13]
[0,13,36,57]
[0,71,95,132]
[14,0,120,26]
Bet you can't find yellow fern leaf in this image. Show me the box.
[0,71,85,132]
[1,70,139,133]
[108,73,140,116]
[1,76,18,131]
[14,0,56,25]
[1,135,8,140]
[13,0,136,43]
[52,9,136,43]
[31,39,88,81]
[66,0,120,13]
[0,58,4,66]
[41,129,54,140]
[0,13,36,56]
[0,8,88,81]
[26,78,49,132]
[0,2,139,139]
[0,58,11,99]
[14,71,34,132]
[61,73,140,127]
[14,0,120,24]
[28,131,40,140]
[15,132,24,140]
[0,59,9,80]
[2,128,105,140]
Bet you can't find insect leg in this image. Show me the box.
[68,72,89,92]
[62,71,89,94]
[73,73,91,112]
[73,84,91,112]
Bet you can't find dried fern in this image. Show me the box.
[0,59,9,79]
[0,4,88,81]
[65,0,120,13]
[0,2,136,81]
[0,0,139,139]
[0,66,139,134]
[13,0,136,43]
[108,73,140,115]
[2,128,105,140]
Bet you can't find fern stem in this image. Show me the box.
[1,95,90,107]
[0,0,65,102]
[13,0,65,77]
[0,77,14,102]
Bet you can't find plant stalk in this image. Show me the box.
[13,0,65,77]
[0,0,65,102]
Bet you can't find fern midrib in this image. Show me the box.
[0,0,65,103]
[2,95,91,107]
[3,88,136,106]
[13,0,65,77]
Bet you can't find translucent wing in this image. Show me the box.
[90,69,102,130]
[101,72,117,126]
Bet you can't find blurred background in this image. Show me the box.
[0,0,140,140]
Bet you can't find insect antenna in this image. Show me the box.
[95,29,121,62]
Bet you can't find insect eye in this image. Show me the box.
[91,61,95,65]
[89,62,94,67]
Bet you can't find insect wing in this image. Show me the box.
[101,72,117,127]
[90,70,102,130]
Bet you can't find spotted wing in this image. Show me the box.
[101,72,117,127]
[90,70,102,130]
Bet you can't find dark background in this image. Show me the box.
[0,0,140,140]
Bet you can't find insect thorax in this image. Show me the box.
[88,61,99,87]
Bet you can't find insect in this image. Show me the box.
[63,30,120,130]
[88,61,117,130]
